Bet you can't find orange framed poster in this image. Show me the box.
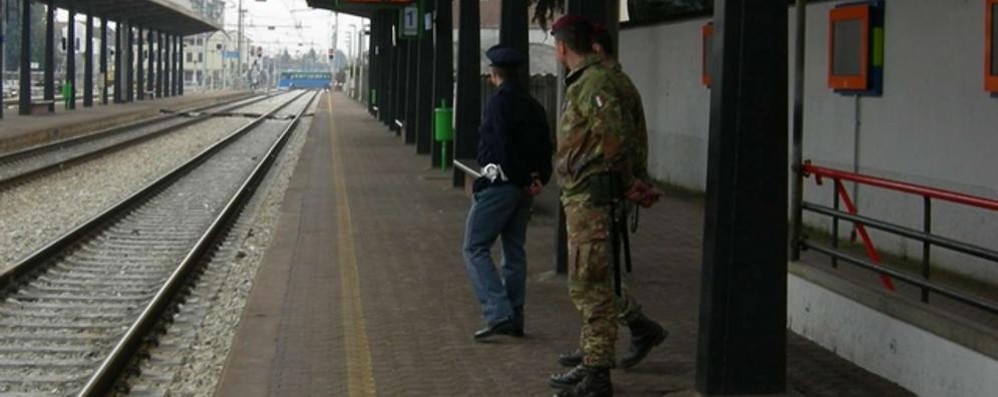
[828,4,871,91]
[987,0,998,93]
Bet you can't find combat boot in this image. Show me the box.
[557,348,583,367]
[554,367,613,397]
[549,364,590,389]
[618,311,667,369]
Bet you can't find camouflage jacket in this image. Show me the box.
[605,61,651,183]
[556,55,642,199]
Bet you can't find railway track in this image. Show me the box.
[0,90,318,396]
[0,91,287,190]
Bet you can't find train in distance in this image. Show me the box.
[277,71,333,90]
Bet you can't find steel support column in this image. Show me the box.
[44,0,55,112]
[415,0,435,155]
[695,1,789,394]
[368,13,381,115]
[1,2,5,118]
[403,37,417,144]
[392,33,405,135]
[67,6,76,109]
[178,35,184,96]
[430,0,454,168]
[113,21,122,103]
[126,24,134,102]
[84,14,94,107]
[499,0,529,85]
[137,27,144,100]
[101,18,108,105]
[171,35,184,96]
[164,35,171,97]
[452,0,480,186]
[147,30,155,98]
[18,0,31,115]
[156,32,163,98]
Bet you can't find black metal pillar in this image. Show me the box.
[100,18,108,105]
[499,0,529,85]
[44,0,54,112]
[430,0,454,168]
[392,31,405,135]
[404,38,417,144]
[126,24,134,102]
[163,34,170,97]
[695,0,789,395]
[137,27,144,100]
[18,0,32,115]
[1,1,5,118]
[156,32,163,98]
[178,35,184,96]
[172,35,179,96]
[67,5,76,109]
[84,14,94,107]
[452,0,480,186]
[113,21,122,103]
[147,30,155,98]
[368,14,380,115]
[381,13,396,127]
[415,0,435,155]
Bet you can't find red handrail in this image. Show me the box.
[804,163,998,212]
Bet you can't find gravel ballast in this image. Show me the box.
[0,92,303,271]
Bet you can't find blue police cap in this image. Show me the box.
[486,46,525,68]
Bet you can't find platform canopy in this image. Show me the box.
[51,0,220,35]
[305,0,411,18]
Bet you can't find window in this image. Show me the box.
[198,53,204,63]
[187,53,193,63]
[827,1,884,95]
[987,0,998,93]
[702,22,714,87]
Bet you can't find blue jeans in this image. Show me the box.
[463,183,533,325]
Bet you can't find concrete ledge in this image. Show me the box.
[788,262,998,396]
[0,91,250,153]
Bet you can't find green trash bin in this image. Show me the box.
[434,101,453,170]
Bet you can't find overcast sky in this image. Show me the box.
[222,0,367,58]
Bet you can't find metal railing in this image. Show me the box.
[797,161,998,315]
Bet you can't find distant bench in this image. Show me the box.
[453,159,481,198]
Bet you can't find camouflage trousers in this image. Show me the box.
[564,199,619,368]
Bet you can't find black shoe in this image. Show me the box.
[473,317,516,341]
[553,367,613,397]
[558,349,583,368]
[548,364,590,389]
[619,312,667,369]
[498,314,524,337]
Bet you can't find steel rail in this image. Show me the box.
[77,90,317,396]
[0,90,308,290]
[0,93,285,191]
[0,92,259,164]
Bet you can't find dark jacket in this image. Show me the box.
[475,81,553,192]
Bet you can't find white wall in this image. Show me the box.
[620,1,998,283]
[789,271,998,396]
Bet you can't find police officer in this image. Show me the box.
[547,16,662,397]
[555,22,668,373]
[462,45,553,341]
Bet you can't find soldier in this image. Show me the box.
[555,23,668,372]
[462,46,553,341]
[547,16,662,397]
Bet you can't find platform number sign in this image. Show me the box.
[402,4,419,38]
[396,0,424,39]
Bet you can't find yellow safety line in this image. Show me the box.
[329,95,378,397]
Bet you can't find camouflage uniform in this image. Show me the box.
[557,55,641,368]
[605,60,650,322]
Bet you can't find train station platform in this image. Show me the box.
[0,90,248,153]
[214,92,913,396]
